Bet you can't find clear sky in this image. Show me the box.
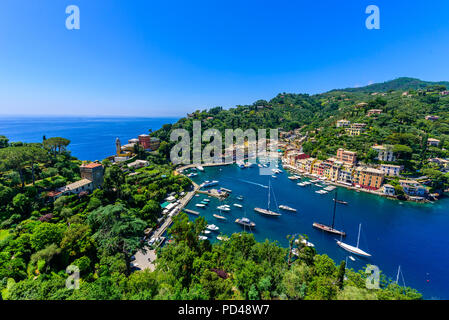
[1,0,449,117]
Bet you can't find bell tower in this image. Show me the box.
[115,137,121,155]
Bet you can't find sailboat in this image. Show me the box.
[336,223,371,257]
[313,190,346,236]
[254,179,282,217]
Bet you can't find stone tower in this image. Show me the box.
[115,137,121,156]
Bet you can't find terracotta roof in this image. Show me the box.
[81,163,102,169]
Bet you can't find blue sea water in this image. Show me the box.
[0,116,179,161]
[185,163,449,300]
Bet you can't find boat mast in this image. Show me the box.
[395,265,401,284]
[267,178,271,210]
[356,223,361,248]
[331,189,338,228]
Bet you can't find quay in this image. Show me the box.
[197,189,229,200]
[134,162,234,271]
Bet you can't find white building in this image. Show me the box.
[383,184,395,196]
[372,145,396,162]
[127,159,149,169]
[428,138,440,147]
[337,166,353,185]
[336,119,351,128]
[380,164,402,177]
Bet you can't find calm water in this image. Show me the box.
[185,163,449,299]
[0,116,179,160]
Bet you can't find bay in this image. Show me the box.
[185,163,449,300]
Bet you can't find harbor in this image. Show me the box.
[180,160,449,299]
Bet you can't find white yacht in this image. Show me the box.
[206,224,219,231]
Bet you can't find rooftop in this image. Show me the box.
[58,179,92,192]
[81,162,102,169]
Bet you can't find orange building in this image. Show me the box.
[138,134,160,151]
[336,148,357,165]
[353,167,385,190]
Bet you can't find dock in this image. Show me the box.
[184,208,200,215]
[197,188,229,200]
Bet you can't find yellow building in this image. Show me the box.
[303,158,316,173]
[345,127,365,136]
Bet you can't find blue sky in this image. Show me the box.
[0,0,449,117]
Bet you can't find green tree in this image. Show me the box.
[30,222,65,251]
[87,204,146,273]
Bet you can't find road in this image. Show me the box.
[133,181,200,271]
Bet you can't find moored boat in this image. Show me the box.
[206,224,219,231]
[201,180,219,188]
[254,207,282,216]
[313,222,346,236]
[235,217,256,228]
[196,203,206,208]
[254,179,282,217]
[334,199,348,205]
[233,203,243,208]
[213,214,227,220]
[313,189,346,237]
[279,205,297,212]
[336,223,371,257]
[295,238,315,247]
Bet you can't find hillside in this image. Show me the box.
[332,77,449,93]
[152,78,449,192]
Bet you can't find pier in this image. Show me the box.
[197,188,229,200]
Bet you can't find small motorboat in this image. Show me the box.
[206,224,219,231]
[233,203,243,208]
[213,214,227,220]
[296,238,315,247]
[279,205,297,212]
[235,217,256,228]
[196,203,206,208]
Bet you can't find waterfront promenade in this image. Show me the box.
[134,162,235,270]
[282,164,387,198]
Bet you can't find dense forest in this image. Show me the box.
[2,77,442,300]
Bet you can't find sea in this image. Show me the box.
[185,164,449,300]
[1,116,448,299]
[0,116,179,161]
